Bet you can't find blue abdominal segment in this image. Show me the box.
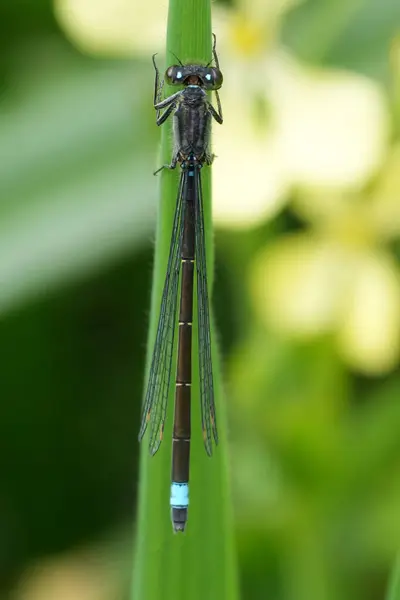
[170,482,189,507]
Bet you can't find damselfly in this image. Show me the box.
[138,36,223,532]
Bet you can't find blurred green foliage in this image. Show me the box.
[0,1,157,595]
[282,0,400,81]
[1,1,400,600]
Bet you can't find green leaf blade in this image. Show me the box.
[133,1,238,599]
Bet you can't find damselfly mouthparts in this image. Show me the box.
[138,36,223,532]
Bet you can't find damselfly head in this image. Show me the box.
[165,64,223,90]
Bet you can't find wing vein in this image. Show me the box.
[194,168,218,456]
[138,173,186,455]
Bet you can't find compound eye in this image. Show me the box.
[208,67,223,90]
[165,66,184,85]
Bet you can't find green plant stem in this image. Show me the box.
[132,1,238,599]
[386,554,400,600]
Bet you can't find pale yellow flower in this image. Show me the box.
[54,0,168,55]
[251,148,400,374]
[212,50,388,227]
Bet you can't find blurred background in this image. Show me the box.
[1,0,400,599]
